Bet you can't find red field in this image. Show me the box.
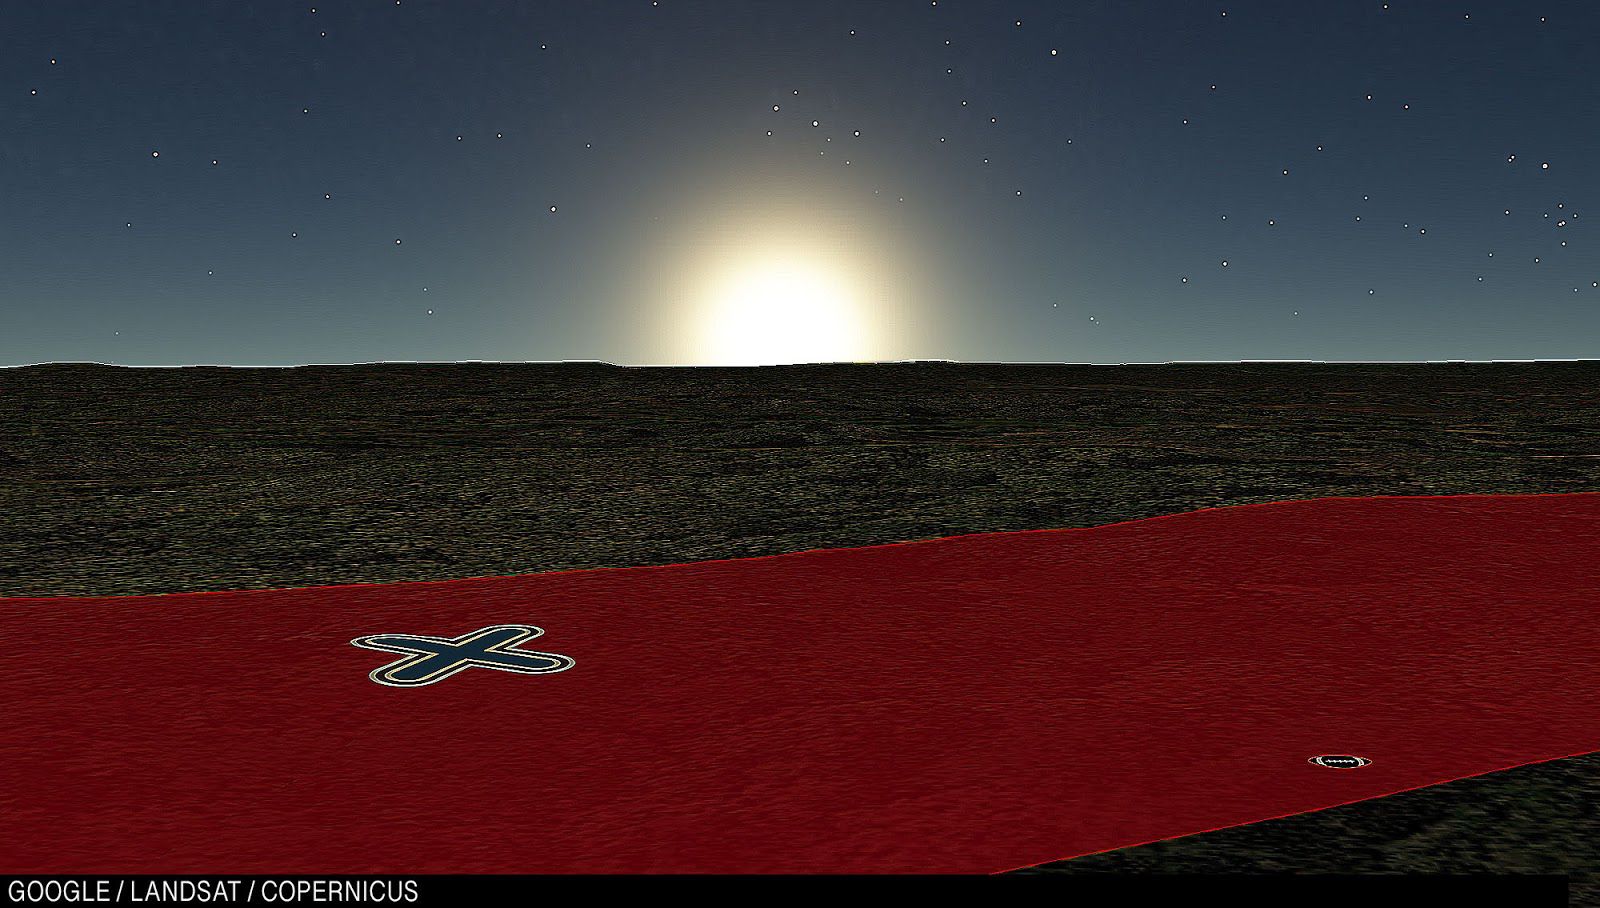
[3,493,1597,874]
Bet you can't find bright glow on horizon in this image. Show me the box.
[613,172,935,366]
[693,258,875,365]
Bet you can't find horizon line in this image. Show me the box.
[6,357,1600,370]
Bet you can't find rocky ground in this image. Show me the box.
[3,361,1597,892]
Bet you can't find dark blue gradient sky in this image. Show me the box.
[3,1,1597,365]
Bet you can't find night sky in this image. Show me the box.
[3,1,1597,367]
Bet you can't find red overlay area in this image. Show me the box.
[3,493,1599,874]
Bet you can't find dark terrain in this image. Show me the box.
[3,361,1597,890]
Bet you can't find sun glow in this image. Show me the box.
[695,258,873,366]
[609,174,938,365]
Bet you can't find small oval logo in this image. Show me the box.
[1309,754,1372,769]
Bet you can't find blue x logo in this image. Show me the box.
[351,625,575,687]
